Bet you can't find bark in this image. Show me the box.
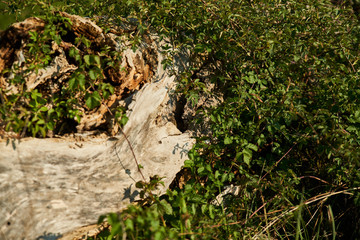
[0,13,193,240]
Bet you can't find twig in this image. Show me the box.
[258,142,297,183]
[118,127,146,181]
[114,141,137,183]
[246,195,277,224]
[298,175,330,185]
[102,99,146,181]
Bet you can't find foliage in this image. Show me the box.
[2,0,360,239]
[0,4,128,137]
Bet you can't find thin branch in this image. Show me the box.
[118,127,146,181]
[258,142,297,183]
[102,98,145,181]
[298,175,330,185]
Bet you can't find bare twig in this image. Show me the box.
[102,99,146,181]
[258,142,297,183]
[118,127,146,181]
[298,175,330,185]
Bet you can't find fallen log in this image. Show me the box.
[0,13,193,239]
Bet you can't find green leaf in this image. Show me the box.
[69,47,76,58]
[75,52,81,62]
[39,106,48,112]
[39,126,46,137]
[46,121,54,130]
[135,181,143,188]
[160,199,173,215]
[84,55,91,66]
[201,204,207,214]
[109,86,114,95]
[69,73,85,90]
[154,232,162,240]
[29,31,38,41]
[31,90,42,100]
[110,223,121,237]
[68,77,76,89]
[119,115,128,126]
[243,149,252,166]
[221,173,228,183]
[78,74,86,90]
[247,143,258,151]
[93,55,101,66]
[107,213,119,226]
[89,69,97,80]
[101,83,114,99]
[347,126,357,133]
[224,136,233,145]
[180,197,187,214]
[37,119,45,125]
[184,159,194,167]
[136,215,145,225]
[124,218,134,231]
[209,204,215,219]
[85,91,101,109]
[235,151,242,161]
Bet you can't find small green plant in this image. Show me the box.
[0,4,136,137]
[1,10,74,137]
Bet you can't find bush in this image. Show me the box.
[2,0,360,239]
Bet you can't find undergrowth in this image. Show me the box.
[1,0,360,239]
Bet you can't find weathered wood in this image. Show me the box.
[0,14,193,240]
[0,17,45,73]
[0,12,157,134]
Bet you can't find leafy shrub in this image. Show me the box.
[0,6,131,137]
[2,0,360,239]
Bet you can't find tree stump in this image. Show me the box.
[0,13,193,239]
